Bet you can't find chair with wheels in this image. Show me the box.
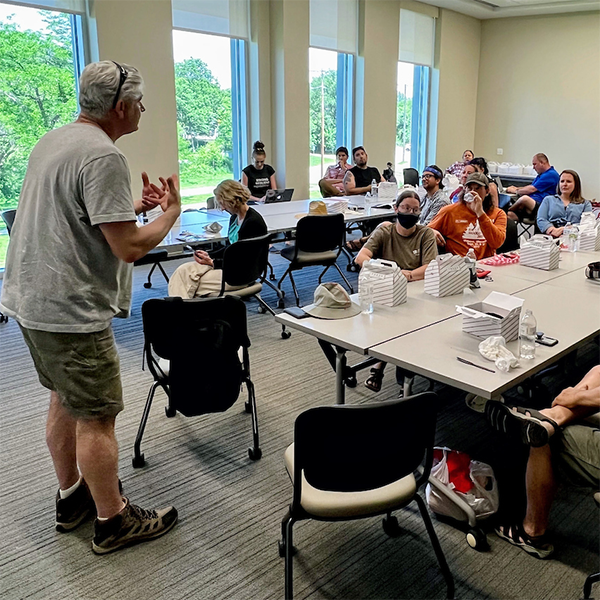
[214,233,289,339]
[134,248,170,289]
[278,391,454,600]
[132,295,261,468]
[583,492,600,599]
[0,209,17,323]
[277,213,354,307]
[403,167,420,187]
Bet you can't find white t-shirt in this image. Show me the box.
[0,123,136,333]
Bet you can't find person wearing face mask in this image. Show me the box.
[355,190,438,392]
[428,172,507,259]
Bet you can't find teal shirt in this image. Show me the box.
[228,218,241,244]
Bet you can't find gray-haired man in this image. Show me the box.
[0,61,180,554]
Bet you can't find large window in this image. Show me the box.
[172,0,249,208]
[309,0,357,198]
[395,9,435,178]
[0,1,84,270]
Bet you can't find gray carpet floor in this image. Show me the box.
[0,248,598,600]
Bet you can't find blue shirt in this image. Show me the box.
[228,218,241,244]
[531,167,559,203]
[536,194,593,233]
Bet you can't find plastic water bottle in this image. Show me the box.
[563,222,580,252]
[519,309,537,360]
[371,179,378,198]
[359,280,374,314]
[465,248,479,288]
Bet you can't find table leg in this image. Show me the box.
[335,346,347,405]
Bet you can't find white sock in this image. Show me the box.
[97,500,126,521]
[59,476,82,499]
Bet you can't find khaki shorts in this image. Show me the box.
[553,421,600,488]
[19,325,124,419]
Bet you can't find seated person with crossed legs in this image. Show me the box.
[355,190,438,392]
[486,365,600,558]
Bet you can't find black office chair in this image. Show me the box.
[583,492,600,599]
[132,295,261,467]
[278,392,454,600]
[497,218,519,254]
[134,248,170,289]
[277,213,354,307]
[214,234,289,339]
[0,209,17,324]
[403,167,420,187]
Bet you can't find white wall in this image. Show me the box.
[475,11,600,200]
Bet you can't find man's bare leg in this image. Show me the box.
[46,391,79,490]
[507,196,537,221]
[76,417,124,519]
[522,444,555,537]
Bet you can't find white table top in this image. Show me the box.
[368,274,600,398]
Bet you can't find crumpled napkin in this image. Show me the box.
[478,336,520,372]
[203,222,223,234]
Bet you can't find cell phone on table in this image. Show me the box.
[536,333,558,347]
[284,307,310,319]
[184,245,198,255]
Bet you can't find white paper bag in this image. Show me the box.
[323,199,349,214]
[578,215,600,251]
[456,291,524,341]
[359,259,407,307]
[377,182,398,200]
[520,235,560,270]
[424,253,471,298]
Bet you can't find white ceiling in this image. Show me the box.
[415,0,600,19]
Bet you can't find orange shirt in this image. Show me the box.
[428,202,507,259]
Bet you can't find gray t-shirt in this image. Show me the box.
[0,123,136,333]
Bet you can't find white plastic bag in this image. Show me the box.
[426,448,500,522]
[478,335,520,372]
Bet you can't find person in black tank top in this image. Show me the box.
[343,146,383,195]
[242,141,277,202]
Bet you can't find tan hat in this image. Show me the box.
[464,172,489,188]
[303,282,361,319]
[295,200,328,219]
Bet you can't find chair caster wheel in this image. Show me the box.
[344,376,357,388]
[277,299,285,309]
[257,305,266,314]
[281,330,291,340]
[248,446,262,461]
[382,515,402,537]
[347,263,358,273]
[270,274,276,281]
[143,282,152,289]
[165,406,176,418]
[132,454,145,468]
[466,528,488,551]
[0,315,8,323]
[278,540,297,558]
[245,401,252,413]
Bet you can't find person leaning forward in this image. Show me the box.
[0,60,180,555]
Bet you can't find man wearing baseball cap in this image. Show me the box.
[428,172,507,259]
[419,165,449,225]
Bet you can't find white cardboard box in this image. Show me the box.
[579,223,600,252]
[424,254,471,298]
[359,259,407,307]
[520,236,560,270]
[456,291,524,341]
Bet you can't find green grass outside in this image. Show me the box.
[0,233,8,271]
[310,154,335,168]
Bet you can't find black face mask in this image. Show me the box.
[397,213,420,228]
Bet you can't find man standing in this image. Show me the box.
[419,165,449,225]
[0,61,180,554]
[343,146,384,195]
[506,153,560,221]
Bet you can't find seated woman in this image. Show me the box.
[168,180,267,299]
[318,146,352,197]
[537,169,593,238]
[446,149,474,177]
[469,156,500,208]
[242,141,277,202]
[428,172,507,259]
[449,163,477,202]
[355,190,438,392]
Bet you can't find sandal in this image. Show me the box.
[495,522,554,559]
[345,238,366,252]
[485,401,561,447]
[365,367,385,392]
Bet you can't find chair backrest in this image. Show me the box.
[294,213,345,255]
[1,209,17,235]
[403,168,420,187]
[141,296,249,416]
[221,233,271,289]
[497,217,519,253]
[292,392,439,501]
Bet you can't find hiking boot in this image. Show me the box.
[56,478,124,533]
[495,523,554,559]
[91,498,178,555]
[56,479,95,532]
